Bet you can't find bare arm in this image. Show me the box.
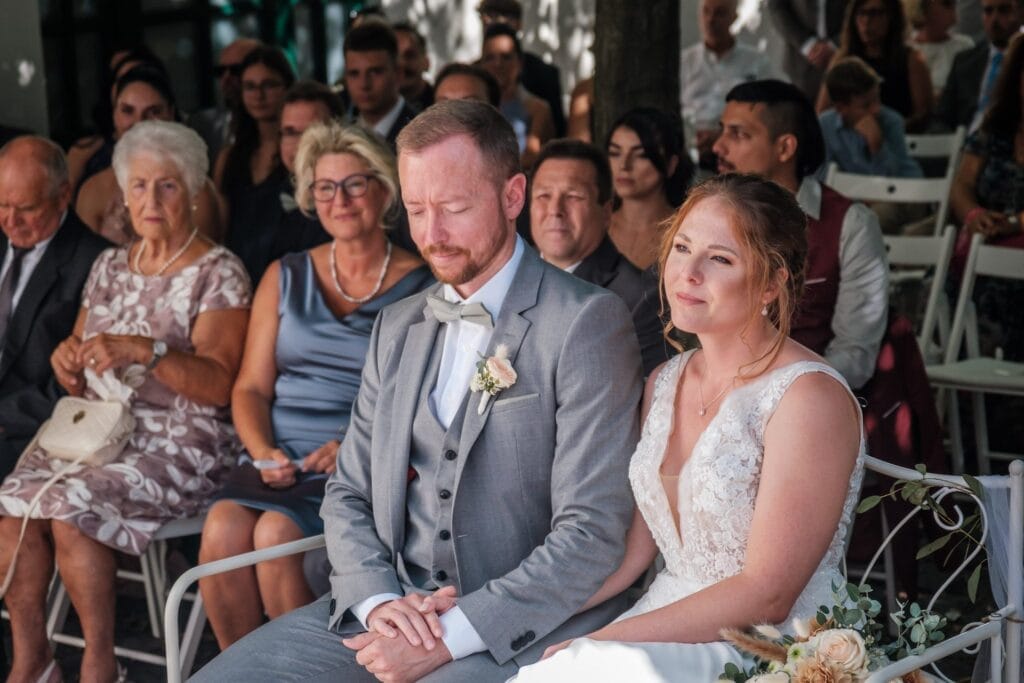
[50,308,89,396]
[66,136,104,191]
[950,151,984,224]
[584,371,860,644]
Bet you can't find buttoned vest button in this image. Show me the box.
[439,489,452,500]
[434,569,448,581]
[444,449,457,461]
[439,529,451,540]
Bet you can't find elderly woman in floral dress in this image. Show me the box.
[0,120,250,683]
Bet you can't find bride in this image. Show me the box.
[511,173,865,681]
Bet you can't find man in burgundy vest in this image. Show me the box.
[713,79,888,391]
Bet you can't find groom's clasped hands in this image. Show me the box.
[341,586,460,682]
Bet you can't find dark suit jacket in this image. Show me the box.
[937,41,988,131]
[573,237,672,375]
[0,212,109,476]
[521,52,565,138]
[383,102,419,150]
[768,0,847,98]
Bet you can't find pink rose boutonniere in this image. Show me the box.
[469,343,518,414]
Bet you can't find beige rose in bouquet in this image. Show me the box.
[810,629,869,677]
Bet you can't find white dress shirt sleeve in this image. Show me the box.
[350,592,403,628]
[438,606,488,659]
[824,201,889,390]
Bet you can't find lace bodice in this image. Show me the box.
[627,351,865,625]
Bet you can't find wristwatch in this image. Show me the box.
[147,340,168,372]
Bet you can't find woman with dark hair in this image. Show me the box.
[949,31,1024,356]
[817,0,932,132]
[214,46,296,278]
[605,107,694,269]
[76,65,224,244]
[67,46,169,193]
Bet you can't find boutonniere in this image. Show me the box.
[469,343,518,414]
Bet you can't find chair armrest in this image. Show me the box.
[164,534,326,683]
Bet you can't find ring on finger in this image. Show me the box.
[89,357,98,366]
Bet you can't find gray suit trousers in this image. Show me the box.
[190,596,519,682]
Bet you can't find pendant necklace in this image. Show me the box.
[697,359,736,417]
[133,228,199,277]
[330,239,392,304]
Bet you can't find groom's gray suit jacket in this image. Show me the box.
[321,245,643,667]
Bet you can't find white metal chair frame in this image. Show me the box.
[926,234,1024,473]
[883,224,957,363]
[861,456,1022,683]
[825,162,956,237]
[905,126,967,171]
[163,458,1022,683]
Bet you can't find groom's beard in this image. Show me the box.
[420,218,509,286]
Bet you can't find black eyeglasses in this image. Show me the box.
[311,174,377,202]
[213,63,244,78]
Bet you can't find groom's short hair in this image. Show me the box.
[396,99,521,185]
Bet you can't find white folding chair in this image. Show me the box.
[926,234,1024,473]
[163,533,326,683]
[905,126,967,179]
[883,224,957,363]
[46,515,206,668]
[860,456,1022,683]
[825,162,955,236]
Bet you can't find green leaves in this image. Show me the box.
[967,562,984,603]
[915,534,951,560]
[857,495,882,513]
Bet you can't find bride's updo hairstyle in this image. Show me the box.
[656,173,808,368]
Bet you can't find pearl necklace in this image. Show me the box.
[697,358,737,417]
[330,239,392,304]
[133,228,199,277]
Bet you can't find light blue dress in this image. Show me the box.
[217,251,434,534]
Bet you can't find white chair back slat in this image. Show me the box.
[905,126,966,159]
[826,163,950,203]
[975,243,1024,280]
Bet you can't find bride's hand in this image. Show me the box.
[541,639,574,660]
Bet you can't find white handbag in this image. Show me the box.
[38,396,135,465]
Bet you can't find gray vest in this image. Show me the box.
[402,327,469,591]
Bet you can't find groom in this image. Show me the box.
[193,100,644,681]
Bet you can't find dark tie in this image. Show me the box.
[425,294,493,329]
[0,246,30,347]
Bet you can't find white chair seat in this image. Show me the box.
[928,357,1024,394]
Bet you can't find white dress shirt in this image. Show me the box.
[350,236,526,660]
[360,96,407,139]
[680,42,779,127]
[797,179,889,390]
[0,224,60,314]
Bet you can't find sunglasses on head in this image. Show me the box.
[213,63,244,78]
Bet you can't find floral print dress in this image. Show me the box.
[0,245,251,555]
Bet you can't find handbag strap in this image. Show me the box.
[0,435,99,599]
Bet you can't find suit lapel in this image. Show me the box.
[385,288,442,550]
[454,249,542,482]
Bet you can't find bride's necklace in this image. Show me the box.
[330,239,392,304]
[133,228,199,277]
[697,359,737,417]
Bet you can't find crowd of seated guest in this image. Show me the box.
[1,0,1023,677]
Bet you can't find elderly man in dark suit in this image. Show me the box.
[938,0,1023,131]
[529,139,671,375]
[768,0,847,99]
[0,136,109,477]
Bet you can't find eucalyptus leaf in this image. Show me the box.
[963,473,984,498]
[857,495,882,513]
[909,603,922,618]
[911,622,927,644]
[916,534,951,560]
[967,563,983,603]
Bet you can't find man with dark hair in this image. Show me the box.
[195,99,641,683]
[0,137,109,477]
[530,139,669,374]
[392,21,434,112]
[939,0,1024,131]
[344,21,417,148]
[714,79,888,391]
[435,62,502,107]
[477,0,566,136]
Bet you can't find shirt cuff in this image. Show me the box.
[350,593,402,629]
[800,37,818,57]
[439,606,488,660]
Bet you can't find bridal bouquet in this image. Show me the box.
[717,582,945,683]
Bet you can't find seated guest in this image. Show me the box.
[908,0,975,99]
[215,46,296,280]
[938,0,1022,132]
[393,21,434,113]
[0,137,109,478]
[199,123,432,648]
[512,174,863,682]
[817,0,933,132]
[481,23,555,169]
[530,139,671,375]
[821,57,923,178]
[949,31,1024,356]
[0,121,250,683]
[264,81,345,267]
[343,21,418,148]
[77,65,225,245]
[714,80,888,391]
[434,62,502,106]
[606,108,694,269]
[189,38,261,168]
[680,0,780,167]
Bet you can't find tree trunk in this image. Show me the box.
[592,0,680,145]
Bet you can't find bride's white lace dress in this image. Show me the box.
[513,350,865,682]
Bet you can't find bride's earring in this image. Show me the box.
[761,304,768,316]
